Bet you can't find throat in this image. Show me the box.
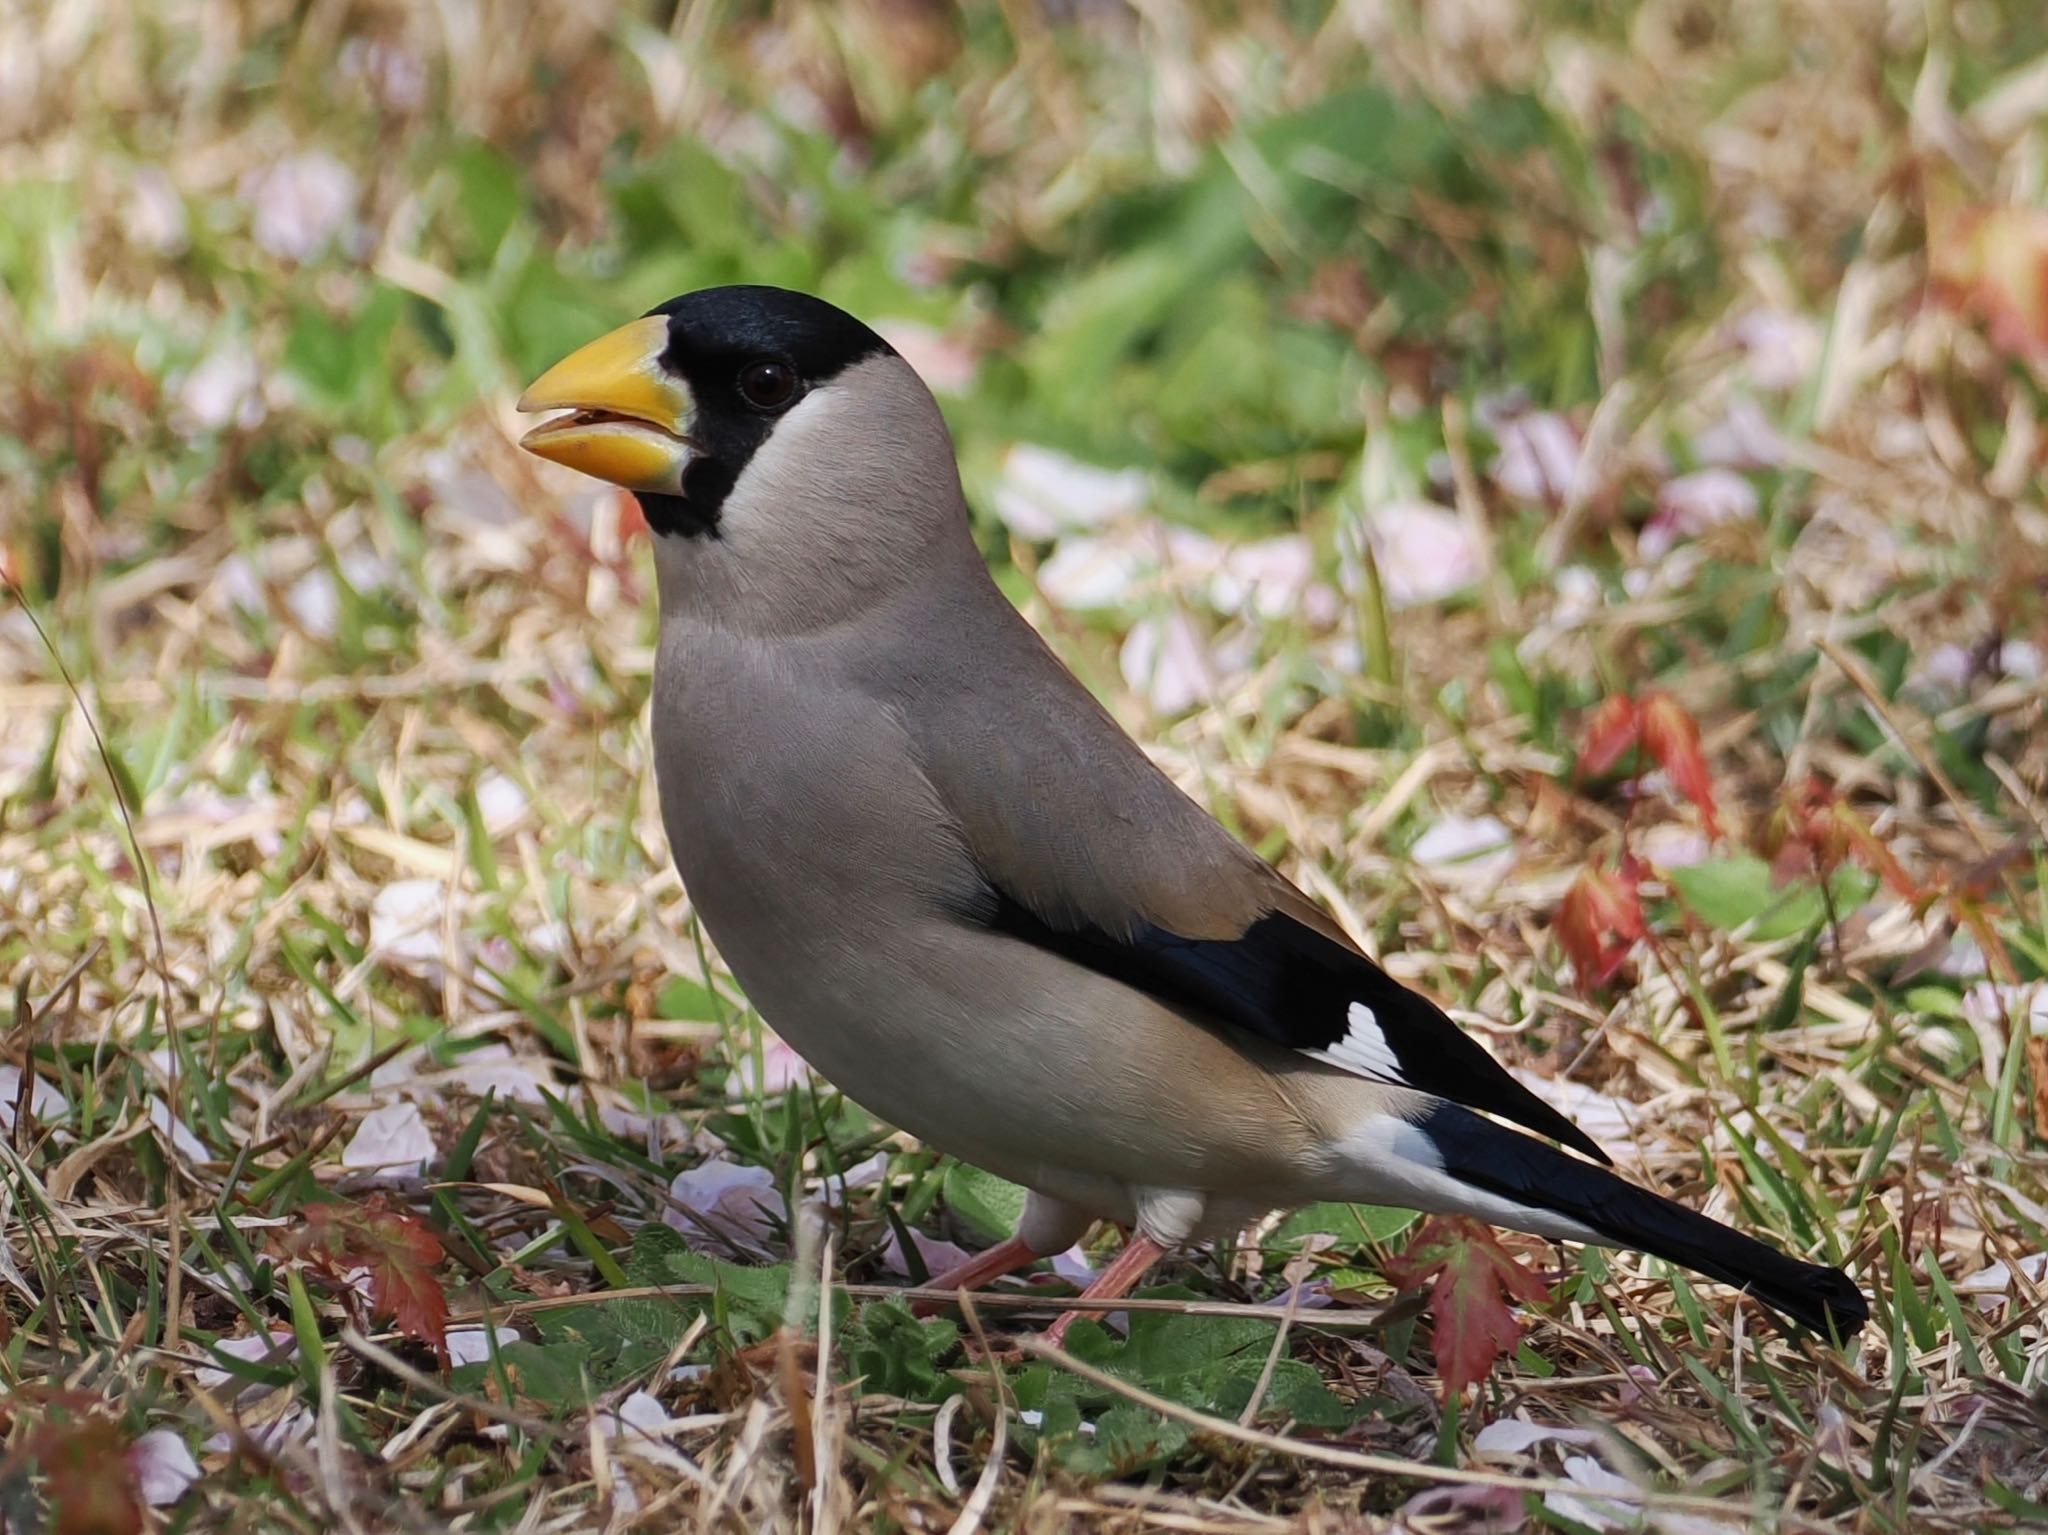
[637,489,722,540]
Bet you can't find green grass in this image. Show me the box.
[3,0,2048,1529]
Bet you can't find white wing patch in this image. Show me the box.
[1308,1001,1409,1084]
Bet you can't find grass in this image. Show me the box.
[3,0,2048,1529]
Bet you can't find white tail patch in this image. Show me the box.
[1309,1001,1407,1084]
[1329,1115,1603,1245]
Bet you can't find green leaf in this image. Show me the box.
[443,139,524,263]
[457,1340,594,1408]
[1066,1300,1362,1428]
[521,1225,792,1388]
[837,1301,959,1401]
[1669,856,1876,941]
[1089,1402,1191,1475]
[283,284,406,418]
[655,976,724,1022]
[1269,1201,1418,1251]
[627,1223,790,1340]
[941,1163,1027,1244]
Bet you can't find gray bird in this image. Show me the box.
[516,286,1867,1342]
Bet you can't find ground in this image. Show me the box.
[2,1,2047,1531]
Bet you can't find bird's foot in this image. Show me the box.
[908,1233,1041,1318]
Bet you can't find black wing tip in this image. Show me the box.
[1525,1099,1613,1166]
[1753,1261,1871,1338]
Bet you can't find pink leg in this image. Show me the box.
[1044,1232,1171,1347]
[910,1234,1041,1318]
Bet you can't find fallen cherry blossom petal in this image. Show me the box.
[1411,814,1516,889]
[1490,411,1584,505]
[1507,1069,1648,1154]
[1472,1417,1600,1456]
[1395,1481,1525,1530]
[812,1151,891,1207]
[284,568,340,637]
[1209,535,1316,619]
[342,1102,436,1182]
[1638,822,1711,871]
[1543,1455,1642,1532]
[0,1064,68,1133]
[176,345,264,433]
[204,1406,314,1456]
[199,1330,298,1397]
[129,167,189,255]
[601,1391,670,1439]
[1692,397,1786,468]
[1641,469,1759,561]
[726,1034,816,1099]
[437,1043,557,1103]
[1730,308,1822,391]
[1050,1245,1097,1285]
[1952,1251,2048,1311]
[991,445,1148,540]
[149,1097,212,1163]
[1120,610,1249,715]
[130,1430,201,1505]
[1361,501,1482,608]
[664,1160,787,1253]
[881,1227,978,1279]
[876,320,979,395]
[446,1326,522,1367]
[1037,533,1153,610]
[474,772,528,831]
[242,151,357,261]
[370,878,451,976]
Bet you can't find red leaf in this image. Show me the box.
[1576,694,1642,780]
[1766,778,1918,899]
[1639,691,1721,838]
[1,1398,144,1535]
[361,1210,450,1354]
[40,1417,143,1535]
[292,1199,450,1358]
[1555,861,1646,991]
[1387,1216,1551,1399]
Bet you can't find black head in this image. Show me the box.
[517,285,898,538]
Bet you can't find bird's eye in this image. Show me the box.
[738,359,800,410]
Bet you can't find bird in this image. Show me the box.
[515,285,1869,1346]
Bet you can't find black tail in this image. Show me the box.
[1418,1103,1869,1337]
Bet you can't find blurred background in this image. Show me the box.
[3,0,2048,1525]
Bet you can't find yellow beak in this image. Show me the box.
[516,316,696,494]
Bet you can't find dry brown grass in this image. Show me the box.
[3,1,2047,1530]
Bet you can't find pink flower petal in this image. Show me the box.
[663,1161,787,1253]
[1490,412,1584,505]
[1361,501,1481,608]
[242,151,358,261]
[1120,611,1250,714]
[880,1227,976,1278]
[726,1035,815,1099]
[992,446,1148,540]
[1692,397,1785,469]
[130,1430,200,1506]
[876,320,979,395]
[341,1101,436,1182]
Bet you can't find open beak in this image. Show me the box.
[516,316,696,494]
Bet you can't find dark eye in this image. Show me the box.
[738,359,799,410]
